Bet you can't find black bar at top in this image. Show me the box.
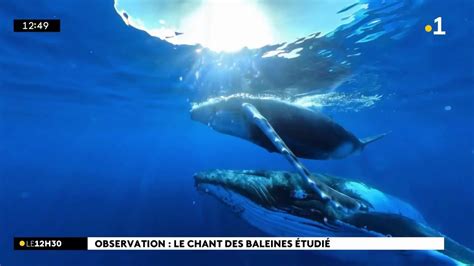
[14,19,61,32]
[14,237,87,250]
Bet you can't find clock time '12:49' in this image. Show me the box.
[13,19,60,32]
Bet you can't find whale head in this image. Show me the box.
[194,170,355,229]
[191,97,253,139]
[194,170,474,265]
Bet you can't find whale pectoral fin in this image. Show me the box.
[241,103,364,211]
[240,102,327,200]
[360,131,391,147]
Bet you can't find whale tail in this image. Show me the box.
[360,131,390,147]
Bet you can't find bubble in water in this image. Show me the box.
[444,105,452,111]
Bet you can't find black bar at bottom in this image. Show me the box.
[14,237,87,250]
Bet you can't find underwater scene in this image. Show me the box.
[1,0,473,265]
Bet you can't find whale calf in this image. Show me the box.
[195,170,474,265]
[191,94,386,160]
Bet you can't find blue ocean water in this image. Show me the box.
[1,0,473,265]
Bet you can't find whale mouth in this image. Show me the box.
[194,170,282,208]
[194,170,345,226]
[194,170,346,235]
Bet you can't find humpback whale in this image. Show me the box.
[191,94,387,160]
[195,170,474,265]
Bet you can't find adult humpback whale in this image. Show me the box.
[195,170,474,265]
[191,94,386,160]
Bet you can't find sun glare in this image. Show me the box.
[116,0,364,53]
[174,0,274,52]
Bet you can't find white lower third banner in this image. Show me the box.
[87,237,444,250]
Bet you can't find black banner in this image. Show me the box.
[14,237,87,250]
[13,19,61,32]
